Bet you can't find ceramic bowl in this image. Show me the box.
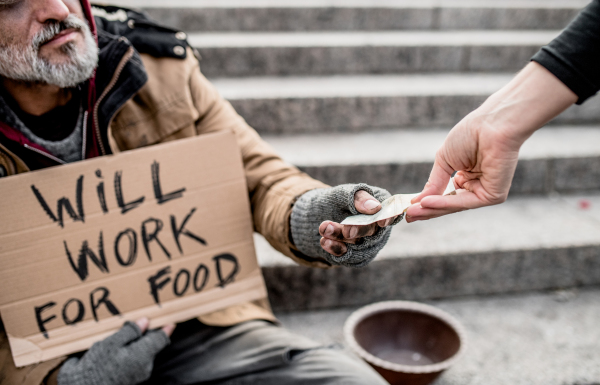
[344,301,466,385]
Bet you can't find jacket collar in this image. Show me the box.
[90,30,148,157]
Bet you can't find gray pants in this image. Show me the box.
[142,319,387,385]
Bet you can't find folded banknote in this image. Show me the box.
[340,178,456,226]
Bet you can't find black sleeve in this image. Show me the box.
[532,0,600,104]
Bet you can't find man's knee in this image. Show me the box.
[289,347,388,385]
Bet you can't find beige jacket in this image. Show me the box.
[0,48,329,384]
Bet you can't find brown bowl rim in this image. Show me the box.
[343,300,467,374]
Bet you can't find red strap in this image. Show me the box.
[0,121,50,153]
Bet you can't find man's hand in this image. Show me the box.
[290,183,399,267]
[405,113,522,222]
[57,318,175,385]
[406,62,578,222]
[319,190,397,256]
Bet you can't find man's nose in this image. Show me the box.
[35,0,70,24]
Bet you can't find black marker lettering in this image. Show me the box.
[152,161,186,204]
[35,302,56,339]
[171,208,206,254]
[114,170,144,214]
[62,299,85,325]
[90,287,120,322]
[213,253,239,288]
[148,267,171,305]
[141,218,171,261]
[95,170,108,214]
[114,228,137,266]
[31,175,85,227]
[193,264,209,292]
[64,232,109,281]
[173,269,190,297]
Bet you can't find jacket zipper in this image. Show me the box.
[93,43,134,156]
[23,143,66,165]
[81,110,88,159]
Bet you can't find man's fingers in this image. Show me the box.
[127,329,171,359]
[320,220,378,240]
[161,323,176,337]
[320,237,347,256]
[342,223,378,239]
[411,160,453,204]
[103,320,144,348]
[319,221,346,241]
[377,217,395,227]
[318,221,358,244]
[135,317,150,333]
[354,190,381,215]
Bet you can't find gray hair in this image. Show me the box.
[0,14,98,88]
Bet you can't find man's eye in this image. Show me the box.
[0,0,22,10]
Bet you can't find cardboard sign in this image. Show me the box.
[0,131,268,367]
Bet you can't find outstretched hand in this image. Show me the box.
[319,190,398,256]
[291,183,399,267]
[405,115,521,222]
[405,62,578,223]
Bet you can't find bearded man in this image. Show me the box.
[0,1,400,384]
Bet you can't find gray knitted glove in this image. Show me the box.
[57,321,170,385]
[291,183,400,268]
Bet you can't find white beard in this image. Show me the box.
[0,14,98,88]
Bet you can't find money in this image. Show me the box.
[340,178,456,226]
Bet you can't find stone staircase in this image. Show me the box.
[113,1,600,383]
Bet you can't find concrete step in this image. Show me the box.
[191,30,558,77]
[258,192,600,311]
[263,126,600,195]
[276,288,600,385]
[212,74,600,134]
[111,0,586,32]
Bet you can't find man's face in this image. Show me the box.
[0,0,98,88]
